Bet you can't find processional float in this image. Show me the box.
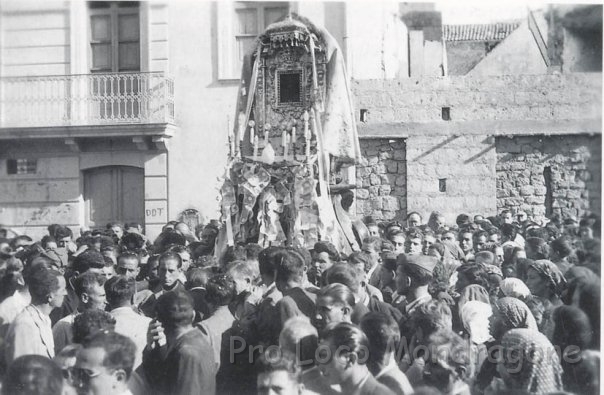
[217,14,366,259]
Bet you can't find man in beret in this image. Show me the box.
[392,254,437,318]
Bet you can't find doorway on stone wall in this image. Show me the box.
[83,165,144,228]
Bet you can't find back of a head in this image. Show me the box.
[73,249,105,274]
[156,290,194,330]
[72,309,116,344]
[550,236,573,258]
[412,300,453,338]
[500,223,518,240]
[204,274,236,308]
[258,246,286,277]
[279,316,318,365]
[26,266,60,305]
[3,355,63,395]
[347,251,373,274]
[325,264,361,295]
[360,312,400,360]
[104,275,135,308]
[425,330,471,381]
[456,214,471,227]
[227,260,259,283]
[186,267,210,289]
[83,331,137,381]
[275,250,306,284]
[54,226,72,240]
[321,322,369,364]
[552,305,593,350]
[474,250,496,266]
[120,232,145,251]
[158,232,186,252]
[457,264,489,289]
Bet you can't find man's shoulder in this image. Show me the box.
[11,309,36,328]
[112,307,151,324]
[53,314,75,329]
[378,368,413,395]
[362,374,396,395]
[176,330,214,355]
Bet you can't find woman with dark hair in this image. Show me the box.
[3,355,63,395]
[318,322,394,395]
[197,274,236,368]
[552,305,594,391]
[573,278,600,349]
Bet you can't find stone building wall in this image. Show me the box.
[496,135,602,218]
[355,139,406,221]
[351,73,601,223]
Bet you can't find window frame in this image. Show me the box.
[88,2,141,73]
[217,1,290,81]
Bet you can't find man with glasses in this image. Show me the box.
[71,331,136,395]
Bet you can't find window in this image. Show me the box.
[218,2,289,80]
[6,159,37,175]
[88,2,141,119]
[89,2,140,72]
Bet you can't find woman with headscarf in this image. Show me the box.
[473,298,538,394]
[525,259,567,339]
[460,301,493,381]
[499,278,530,299]
[494,328,564,394]
[454,283,490,334]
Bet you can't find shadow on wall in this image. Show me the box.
[412,135,459,162]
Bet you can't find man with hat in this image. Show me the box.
[392,254,437,318]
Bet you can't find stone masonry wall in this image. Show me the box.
[496,135,602,218]
[355,139,406,221]
[351,73,601,223]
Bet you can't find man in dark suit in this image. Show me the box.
[139,251,185,318]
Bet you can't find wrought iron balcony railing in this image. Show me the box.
[0,72,174,128]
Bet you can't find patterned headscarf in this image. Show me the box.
[529,260,567,296]
[494,297,538,332]
[500,278,531,299]
[500,328,564,394]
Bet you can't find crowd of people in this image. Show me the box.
[0,208,599,395]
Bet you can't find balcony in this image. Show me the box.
[0,72,175,129]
